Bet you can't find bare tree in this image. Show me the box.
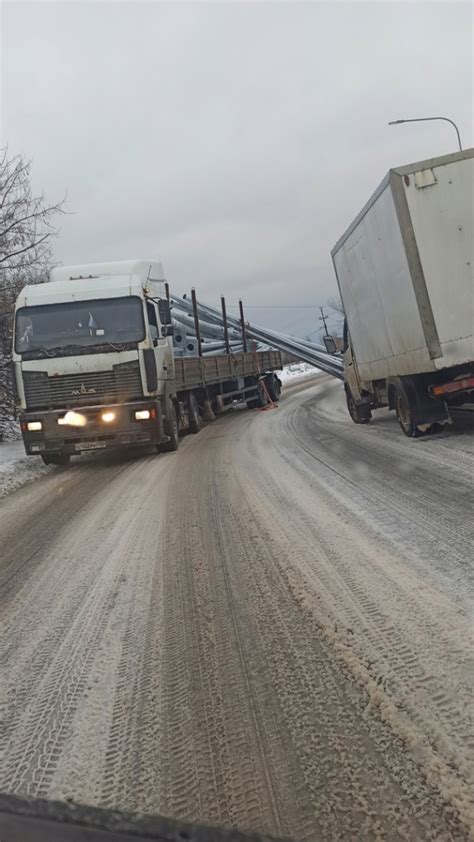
[326,295,345,317]
[0,148,65,439]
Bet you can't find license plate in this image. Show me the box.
[76,441,107,451]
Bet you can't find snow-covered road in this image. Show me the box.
[0,438,52,499]
[1,376,473,841]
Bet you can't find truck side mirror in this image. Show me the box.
[323,335,338,355]
[158,299,172,326]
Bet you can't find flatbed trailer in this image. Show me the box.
[174,349,282,391]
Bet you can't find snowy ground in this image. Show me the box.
[279,362,320,384]
[0,438,52,499]
[2,376,472,840]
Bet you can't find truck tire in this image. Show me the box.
[187,393,202,434]
[247,379,268,409]
[394,385,424,438]
[345,386,371,424]
[41,453,71,466]
[160,400,179,452]
[265,373,282,403]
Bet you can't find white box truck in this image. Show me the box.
[12,260,282,464]
[331,148,473,436]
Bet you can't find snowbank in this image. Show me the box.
[279,363,321,385]
[0,440,52,499]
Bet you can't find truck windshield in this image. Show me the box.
[15,297,145,355]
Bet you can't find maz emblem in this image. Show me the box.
[71,383,96,395]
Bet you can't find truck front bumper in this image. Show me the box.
[20,401,164,456]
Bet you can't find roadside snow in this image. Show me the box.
[0,439,52,499]
[279,363,320,384]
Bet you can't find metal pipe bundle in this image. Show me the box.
[168,297,344,380]
[170,294,344,379]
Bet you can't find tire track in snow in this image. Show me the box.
[1,378,472,840]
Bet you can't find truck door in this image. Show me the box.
[146,301,159,346]
[146,298,174,385]
[342,319,363,401]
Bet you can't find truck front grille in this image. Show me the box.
[23,360,143,409]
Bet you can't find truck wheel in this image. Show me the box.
[187,393,202,434]
[265,373,281,402]
[345,387,371,424]
[246,378,263,409]
[247,379,269,409]
[161,401,179,452]
[41,453,71,466]
[394,387,423,438]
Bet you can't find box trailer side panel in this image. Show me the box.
[332,182,432,382]
[403,153,474,368]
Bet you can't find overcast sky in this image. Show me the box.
[2,1,473,337]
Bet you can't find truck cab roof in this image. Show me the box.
[16,260,167,309]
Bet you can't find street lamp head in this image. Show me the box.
[387,116,462,150]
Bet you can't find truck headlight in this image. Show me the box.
[58,411,87,427]
[135,409,150,420]
[101,411,115,423]
[27,420,42,431]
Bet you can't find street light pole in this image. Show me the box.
[388,117,463,151]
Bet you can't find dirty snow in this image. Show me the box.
[279,362,320,384]
[1,378,472,840]
[0,438,52,499]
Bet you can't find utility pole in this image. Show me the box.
[319,306,330,337]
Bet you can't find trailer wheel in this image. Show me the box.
[266,373,281,402]
[394,386,423,438]
[160,400,179,452]
[345,387,371,424]
[246,377,262,409]
[187,393,202,434]
[41,453,71,466]
[247,379,269,409]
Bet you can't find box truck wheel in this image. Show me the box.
[394,385,423,438]
[187,393,203,434]
[41,453,71,466]
[160,400,179,452]
[345,386,371,424]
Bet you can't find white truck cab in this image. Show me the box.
[13,260,175,463]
